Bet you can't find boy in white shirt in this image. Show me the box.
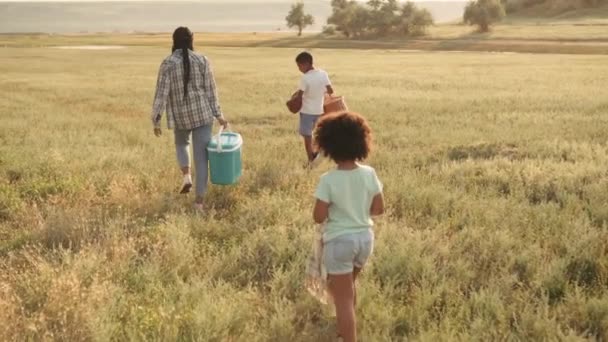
[293,52,334,168]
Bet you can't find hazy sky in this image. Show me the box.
[2,0,465,2]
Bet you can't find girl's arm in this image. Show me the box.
[313,199,330,224]
[151,60,171,130]
[370,193,385,216]
[202,57,223,119]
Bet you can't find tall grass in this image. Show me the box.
[1,43,608,340]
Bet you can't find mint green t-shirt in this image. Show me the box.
[314,164,383,242]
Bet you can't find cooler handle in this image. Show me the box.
[215,126,224,153]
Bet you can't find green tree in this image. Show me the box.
[328,0,434,38]
[396,2,434,36]
[368,0,400,36]
[408,7,434,35]
[463,0,506,32]
[368,0,383,10]
[328,0,360,38]
[349,4,372,37]
[331,0,349,10]
[328,1,349,37]
[285,2,315,36]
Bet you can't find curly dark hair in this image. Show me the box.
[314,111,372,162]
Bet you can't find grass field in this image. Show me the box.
[1,37,608,341]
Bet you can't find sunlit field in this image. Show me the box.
[1,39,608,340]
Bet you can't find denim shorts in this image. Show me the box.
[323,229,374,275]
[299,113,321,137]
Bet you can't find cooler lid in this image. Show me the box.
[208,132,243,153]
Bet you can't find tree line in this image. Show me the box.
[287,0,434,38]
[287,0,600,37]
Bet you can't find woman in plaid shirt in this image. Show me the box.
[151,27,229,211]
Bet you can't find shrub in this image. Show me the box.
[464,0,506,32]
[328,0,434,38]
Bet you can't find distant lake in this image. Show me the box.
[0,1,467,34]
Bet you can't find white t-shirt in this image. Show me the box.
[299,69,331,115]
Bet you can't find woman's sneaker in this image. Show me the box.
[193,202,205,213]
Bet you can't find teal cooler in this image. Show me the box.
[207,128,243,185]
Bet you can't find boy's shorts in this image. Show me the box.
[323,229,374,275]
[299,113,321,137]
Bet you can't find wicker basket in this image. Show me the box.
[323,95,348,114]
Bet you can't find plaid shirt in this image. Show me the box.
[151,50,222,130]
